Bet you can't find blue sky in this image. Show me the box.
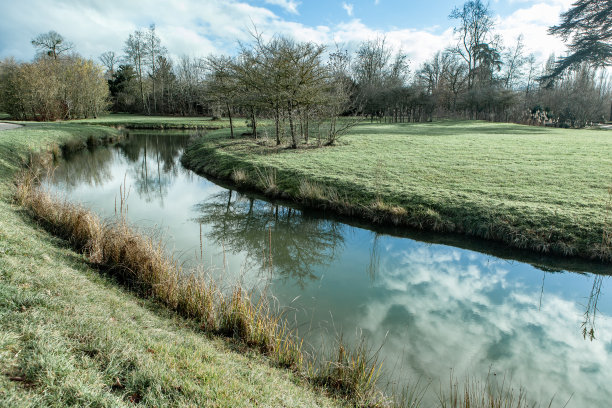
[254,0,524,30]
[0,0,573,68]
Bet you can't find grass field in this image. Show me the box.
[71,114,234,129]
[182,120,612,262]
[0,123,342,407]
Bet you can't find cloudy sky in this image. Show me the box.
[0,0,574,69]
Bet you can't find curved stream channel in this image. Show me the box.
[46,131,611,406]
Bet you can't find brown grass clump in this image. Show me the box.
[231,168,248,185]
[16,177,304,366]
[254,166,278,195]
[298,179,350,212]
[439,372,547,408]
[313,338,386,406]
[298,179,327,201]
[14,164,384,406]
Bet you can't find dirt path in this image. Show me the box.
[0,123,22,131]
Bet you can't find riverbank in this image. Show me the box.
[72,114,233,130]
[0,123,346,407]
[182,120,612,263]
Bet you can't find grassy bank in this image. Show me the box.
[71,114,233,130]
[1,120,576,407]
[0,123,347,407]
[182,120,612,262]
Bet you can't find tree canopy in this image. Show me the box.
[546,0,612,80]
[31,31,74,60]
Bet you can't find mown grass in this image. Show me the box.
[0,123,346,407]
[1,120,569,407]
[182,120,612,262]
[70,114,234,130]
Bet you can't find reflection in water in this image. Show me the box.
[583,275,604,341]
[352,244,612,406]
[195,190,345,286]
[45,132,612,407]
[51,147,114,188]
[116,133,192,204]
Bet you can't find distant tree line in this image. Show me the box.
[98,1,610,129]
[1,0,610,128]
[0,31,108,120]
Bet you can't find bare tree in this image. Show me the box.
[449,0,495,90]
[144,24,167,114]
[99,51,117,77]
[502,34,527,89]
[124,29,147,111]
[31,31,74,60]
[207,55,240,138]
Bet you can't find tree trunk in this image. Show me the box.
[226,102,234,139]
[304,111,309,144]
[275,106,281,145]
[288,100,297,149]
[137,56,146,113]
[251,108,257,139]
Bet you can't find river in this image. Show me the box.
[45,131,612,406]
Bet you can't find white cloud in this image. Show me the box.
[0,0,281,62]
[264,0,300,14]
[342,2,354,17]
[0,0,575,71]
[496,1,570,61]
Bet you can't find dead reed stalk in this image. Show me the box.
[14,162,384,406]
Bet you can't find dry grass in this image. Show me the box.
[13,158,386,407]
[438,372,555,408]
[313,337,387,407]
[10,135,557,408]
[231,168,248,185]
[255,166,278,194]
[299,179,328,201]
[15,174,303,367]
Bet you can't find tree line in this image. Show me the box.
[0,31,108,120]
[1,0,610,130]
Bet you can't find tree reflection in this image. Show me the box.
[537,269,607,341]
[582,275,605,341]
[50,147,114,189]
[195,190,345,286]
[367,233,381,281]
[115,133,192,203]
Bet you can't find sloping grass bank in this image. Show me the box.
[0,124,347,407]
[182,120,612,262]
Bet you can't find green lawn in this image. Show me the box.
[183,120,612,262]
[0,123,342,407]
[71,113,233,129]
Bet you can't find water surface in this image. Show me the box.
[47,132,612,406]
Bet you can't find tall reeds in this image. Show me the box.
[13,156,385,407]
[14,144,553,408]
[438,371,552,408]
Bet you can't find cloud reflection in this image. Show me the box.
[356,242,611,406]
